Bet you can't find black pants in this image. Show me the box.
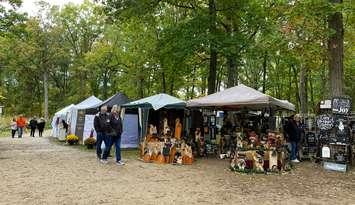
[38,129,43,137]
[11,130,16,138]
[30,128,36,137]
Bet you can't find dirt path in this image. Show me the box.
[0,133,354,205]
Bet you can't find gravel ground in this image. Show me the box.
[0,132,354,205]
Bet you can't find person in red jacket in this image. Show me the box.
[16,115,27,138]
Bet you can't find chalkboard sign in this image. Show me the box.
[317,114,334,131]
[335,117,349,138]
[332,97,351,115]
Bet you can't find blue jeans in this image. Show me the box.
[114,136,122,162]
[18,127,23,138]
[102,135,112,160]
[96,132,105,159]
[105,135,122,162]
[290,141,298,160]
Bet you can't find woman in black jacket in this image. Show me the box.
[37,118,46,137]
[286,114,304,163]
[109,104,124,165]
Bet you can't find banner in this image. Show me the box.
[121,114,139,148]
[82,114,97,143]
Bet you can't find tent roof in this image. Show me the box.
[187,84,295,111]
[75,96,102,109]
[122,93,186,110]
[88,92,130,109]
[54,104,75,116]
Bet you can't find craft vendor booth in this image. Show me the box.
[84,92,139,148]
[187,84,296,173]
[122,93,194,165]
[51,104,76,140]
[316,97,353,172]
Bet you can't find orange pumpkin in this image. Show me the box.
[151,153,158,161]
[143,153,151,163]
[182,156,193,165]
[156,154,165,164]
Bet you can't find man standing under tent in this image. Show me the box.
[93,106,111,163]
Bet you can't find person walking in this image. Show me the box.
[16,115,26,138]
[286,114,304,163]
[37,118,46,137]
[29,116,38,137]
[93,106,111,163]
[10,118,17,138]
[109,105,125,166]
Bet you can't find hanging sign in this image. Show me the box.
[332,97,351,115]
[316,114,334,131]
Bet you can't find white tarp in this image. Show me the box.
[68,96,102,135]
[123,93,186,110]
[187,84,295,111]
[51,104,75,138]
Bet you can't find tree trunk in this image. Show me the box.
[262,52,268,93]
[207,0,217,94]
[328,0,344,97]
[291,65,300,112]
[43,70,49,120]
[309,72,315,112]
[102,72,108,99]
[162,70,166,93]
[299,65,308,116]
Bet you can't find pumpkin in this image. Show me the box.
[156,154,165,164]
[151,153,158,161]
[143,153,151,163]
[182,156,193,165]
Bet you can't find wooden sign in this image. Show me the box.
[332,97,351,115]
[317,114,334,131]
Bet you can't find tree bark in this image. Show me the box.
[225,16,237,88]
[102,71,108,99]
[262,52,268,93]
[207,0,217,94]
[299,64,308,115]
[291,65,300,112]
[43,70,49,120]
[328,0,344,97]
[162,70,167,93]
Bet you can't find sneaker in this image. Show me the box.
[291,159,300,163]
[116,161,125,166]
[100,159,108,164]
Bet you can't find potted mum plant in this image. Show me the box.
[84,130,96,149]
[66,134,79,145]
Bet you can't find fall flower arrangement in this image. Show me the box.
[84,137,96,149]
[66,134,79,145]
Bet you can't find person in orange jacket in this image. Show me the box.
[16,115,27,138]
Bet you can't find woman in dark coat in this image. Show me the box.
[29,117,38,137]
[286,114,304,163]
[109,105,124,165]
[37,118,46,137]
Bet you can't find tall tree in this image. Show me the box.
[328,0,344,97]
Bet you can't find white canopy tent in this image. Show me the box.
[68,96,102,136]
[51,104,75,138]
[187,84,295,111]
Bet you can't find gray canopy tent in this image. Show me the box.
[187,84,295,111]
[122,93,186,140]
